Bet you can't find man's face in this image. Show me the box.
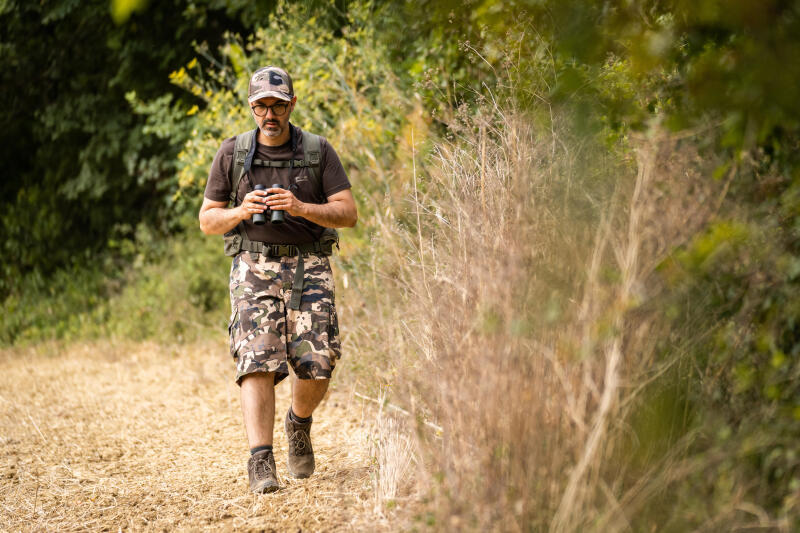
[251,96,296,139]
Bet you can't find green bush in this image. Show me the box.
[1,223,230,346]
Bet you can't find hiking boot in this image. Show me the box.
[285,409,315,478]
[247,449,279,493]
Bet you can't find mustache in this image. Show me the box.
[261,119,280,127]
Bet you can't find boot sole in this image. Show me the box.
[253,482,280,494]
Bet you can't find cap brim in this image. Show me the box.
[248,91,293,103]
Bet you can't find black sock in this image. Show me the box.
[250,444,273,455]
[290,408,312,424]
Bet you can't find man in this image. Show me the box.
[199,66,357,493]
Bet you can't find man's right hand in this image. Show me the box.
[199,192,266,236]
[238,189,269,221]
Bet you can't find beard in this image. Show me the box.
[260,119,284,137]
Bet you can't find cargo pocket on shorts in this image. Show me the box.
[227,308,239,357]
[328,304,341,358]
[328,305,339,337]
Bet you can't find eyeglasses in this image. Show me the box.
[251,102,289,117]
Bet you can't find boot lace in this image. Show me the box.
[288,428,311,456]
[254,456,273,480]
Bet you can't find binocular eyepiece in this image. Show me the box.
[252,183,285,225]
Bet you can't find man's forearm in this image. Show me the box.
[296,200,357,228]
[199,206,245,235]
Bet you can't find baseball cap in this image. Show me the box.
[248,66,294,103]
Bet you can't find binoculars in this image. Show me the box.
[252,183,285,225]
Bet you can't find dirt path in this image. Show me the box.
[0,340,391,531]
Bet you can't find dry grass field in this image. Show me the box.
[0,339,402,532]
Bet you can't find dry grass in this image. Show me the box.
[344,100,726,530]
[366,406,417,516]
[0,339,412,532]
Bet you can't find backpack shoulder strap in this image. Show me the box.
[300,130,339,248]
[301,130,322,197]
[229,128,257,206]
[222,129,257,257]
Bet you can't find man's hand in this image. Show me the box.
[240,189,269,218]
[264,187,304,217]
[199,190,267,235]
[264,188,358,228]
[199,187,357,235]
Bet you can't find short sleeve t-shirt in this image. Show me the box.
[204,124,351,245]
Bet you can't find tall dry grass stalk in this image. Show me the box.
[349,99,722,529]
[367,398,418,516]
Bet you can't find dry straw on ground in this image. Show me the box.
[0,340,416,532]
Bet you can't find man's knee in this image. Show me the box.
[293,377,330,402]
[295,377,329,389]
[240,371,276,388]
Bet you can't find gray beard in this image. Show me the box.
[261,124,282,137]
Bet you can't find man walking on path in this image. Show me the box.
[198,66,357,493]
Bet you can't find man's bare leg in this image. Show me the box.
[291,377,329,418]
[240,372,276,447]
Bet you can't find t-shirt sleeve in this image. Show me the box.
[319,137,351,198]
[203,137,236,202]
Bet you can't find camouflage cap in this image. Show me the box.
[248,66,294,103]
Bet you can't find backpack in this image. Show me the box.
[222,127,338,256]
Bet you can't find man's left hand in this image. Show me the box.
[264,187,305,217]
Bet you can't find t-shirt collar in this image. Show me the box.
[244,123,298,173]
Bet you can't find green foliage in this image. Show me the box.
[674,221,752,275]
[0,0,253,297]
[654,236,800,526]
[110,0,148,24]
[99,225,231,342]
[1,222,230,346]
[1,260,111,346]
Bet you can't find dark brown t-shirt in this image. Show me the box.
[204,124,351,244]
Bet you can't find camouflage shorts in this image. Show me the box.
[228,251,341,385]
